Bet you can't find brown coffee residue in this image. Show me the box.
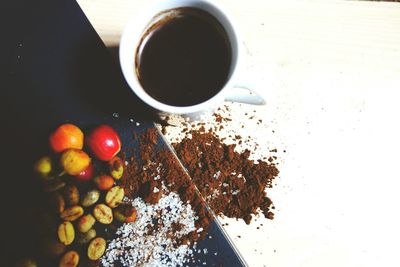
[121,128,212,241]
[172,128,278,224]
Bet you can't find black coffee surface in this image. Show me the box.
[136,8,232,107]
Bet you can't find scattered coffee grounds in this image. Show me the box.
[122,129,212,237]
[138,127,158,163]
[121,147,212,239]
[107,128,213,266]
[157,103,282,224]
[159,104,283,163]
[172,129,279,224]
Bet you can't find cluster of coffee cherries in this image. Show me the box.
[17,124,136,267]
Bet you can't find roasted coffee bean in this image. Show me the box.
[60,205,84,221]
[58,221,75,245]
[105,186,124,208]
[93,204,113,224]
[87,237,106,260]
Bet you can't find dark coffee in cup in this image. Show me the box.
[135,7,232,107]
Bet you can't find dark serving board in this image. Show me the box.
[1,0,246,266]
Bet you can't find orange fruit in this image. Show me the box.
[94,175,114,191]
[49,124,84,153]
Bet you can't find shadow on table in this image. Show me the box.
[71,42,165,124]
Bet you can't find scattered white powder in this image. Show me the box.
[206,189,220,201]
[101,192,198,267]
[231,190,240,195]
[213,171,221,179]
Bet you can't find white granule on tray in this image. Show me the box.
[101,192,198,267]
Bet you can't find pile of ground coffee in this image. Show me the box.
[158,104,281,225]
[172,128,279,224]
[121,128,212,241]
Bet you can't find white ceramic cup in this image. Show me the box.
[119,0,265,115]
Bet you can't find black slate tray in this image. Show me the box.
[1,0,246,266]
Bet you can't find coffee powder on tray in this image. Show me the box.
[121,128,212,240]
[103,128,214,266]
[173,128,279,224]
[121,150,212,240]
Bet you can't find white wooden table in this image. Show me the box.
[77,0,400,266]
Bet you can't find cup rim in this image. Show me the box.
[119,0,240,114]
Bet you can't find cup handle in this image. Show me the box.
[224,85,266,105]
